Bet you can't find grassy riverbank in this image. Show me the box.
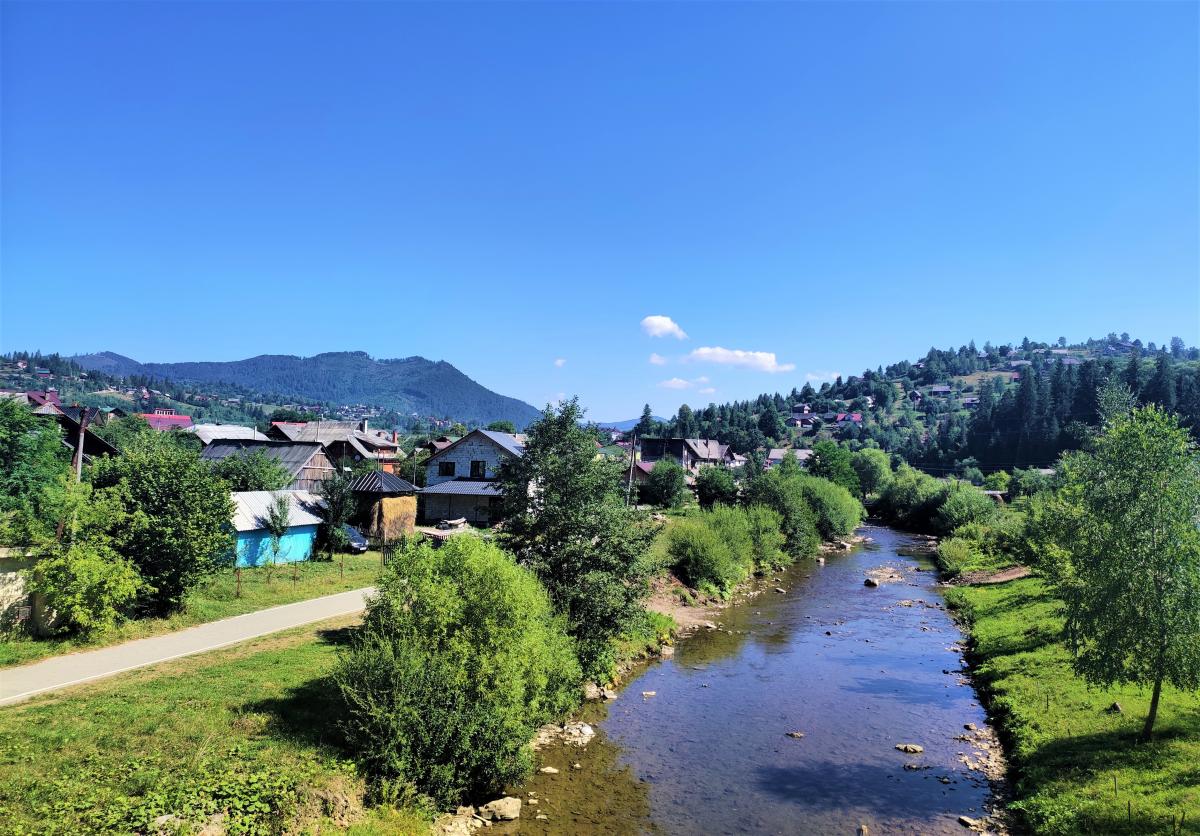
[0,615,430,835]
[0,553,381,669]
[946,578,1200,835]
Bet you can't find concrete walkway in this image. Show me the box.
[0,587,375,707]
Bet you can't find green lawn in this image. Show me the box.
[0,615,430,835]
[0,552,382,669]
[946,578,1200,835]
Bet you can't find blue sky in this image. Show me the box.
[2,1,1197,421]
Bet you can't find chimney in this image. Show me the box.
[360,418,368,433]
[392,430,399,443]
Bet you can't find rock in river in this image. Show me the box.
[539,766,559,775]
[864,577,879,587]
[479,797,522,821]
[785,731,805,739]
[895,743,924,754]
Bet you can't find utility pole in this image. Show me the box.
[626,431,637,507]
[73,407,91,482]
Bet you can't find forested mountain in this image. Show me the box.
[69,351,542,428]
[641,334,1200,476]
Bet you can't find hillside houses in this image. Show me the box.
[230,490,324,567]
[420,429,525,525]
[764,448,813,469]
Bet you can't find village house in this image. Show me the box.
[230,490,324,567]
[764,448,813,469]
[835,412,863,428]
[786,414,818,430]
[189,423,272,445]
[201,440,336,491]
[927,384,952,397]
[420,429,525,526]
[639,438,735,474]
[267,419,405,473]
[138,408,194,432]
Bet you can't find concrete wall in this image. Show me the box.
[420,494,497,525]
[234,525,318,568]
[0,555,33,628]
[425,436,506,486]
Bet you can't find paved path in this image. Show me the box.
[0,587,375,707]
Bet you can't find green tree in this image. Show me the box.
[757,403,785,439]
[1040,406,1200,741]
[24,482,145,637]
[982,470,1011,493]
[851,447,892,498]
[209,449,292,492]
[91,414,154,452]
[743,469,820,558]
[496,398,656,679]
[806,440,861,495]
[333,535,580,805]
[261,493,292,581]
[634,403,656,439]
[89,433,234,614]
[485,420,517,434]
[643,459,688,508]
[0,399,69,545]
[317,472,356,556]
[695,465,737,509]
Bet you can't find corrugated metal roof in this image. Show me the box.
[477,430,525,457]
[420,479,504,496]
[231,490,325,532]
[349,470,416,494]
[191,424,271,445]
[201,440,323,476]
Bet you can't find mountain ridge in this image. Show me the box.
[70,350,541,428]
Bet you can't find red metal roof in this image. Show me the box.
[139,413,195,431]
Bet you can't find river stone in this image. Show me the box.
[957,814,981,829]
[660,645,675,659]
[864,578,879,587]
[480,797,521,821]
[562,722,595,746]
[895,743,924,754]
[785,731,805,739]
[539,766,559,774]
[583,681,603,701]
[642,691,657,698]
[775,587,786,593]
[602,687,618,700]
[964,723,977,731]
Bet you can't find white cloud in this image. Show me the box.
[648,352,668,366]
[694,376,709,384]
[686,346,796,373]
[698,387,716,395]
[641,315,688,340]
[805,370,841,382]
[554,357,566,368]
[657,377,693,390]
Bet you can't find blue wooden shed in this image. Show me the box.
[230,490,324,568]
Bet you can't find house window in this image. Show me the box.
[470,460,487,479]
[438,461,456,478]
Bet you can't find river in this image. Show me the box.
[496,525,1004,835]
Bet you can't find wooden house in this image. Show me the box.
[201,440,335,491]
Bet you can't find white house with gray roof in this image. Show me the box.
[420,429,525,525]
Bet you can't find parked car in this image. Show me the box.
[342,524,369,553]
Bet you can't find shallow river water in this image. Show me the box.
[498,525,1002,835]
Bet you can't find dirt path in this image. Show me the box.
[953,565,1031,585]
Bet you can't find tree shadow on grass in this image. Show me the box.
[245,625,359,754]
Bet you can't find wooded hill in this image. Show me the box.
[641,334,1200,475]
[67,350,542,429]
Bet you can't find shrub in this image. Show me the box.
[806,440,861,495]
[936,537,979,576]
[743,470,820,558]
[793,474,864,539]
[334,536,580,806]
[695,465,738,509]
[744,505,789,570]
[26,543,145,637]
[642,459,688,508]
[933,481,996,534]
[665,515,747,596]
[876,464,949,533]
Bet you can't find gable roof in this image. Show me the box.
[231,490,325,532]
[427,429,525,463]
[190,423,271,445]
[349,470,417,495]
[201,440,324,477]
[139,413,195,431]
